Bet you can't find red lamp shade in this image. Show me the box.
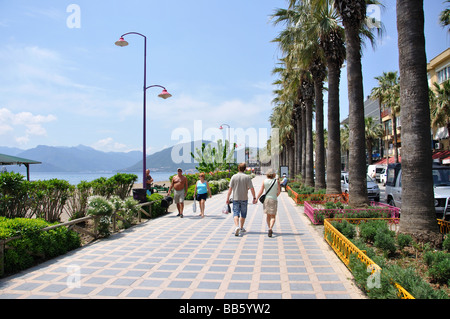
[115,37,129,47]
[158,89,172,99]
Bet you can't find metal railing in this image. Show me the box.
[324,218,415,299]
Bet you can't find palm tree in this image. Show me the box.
[271,6,322,187]
[311,56,327,190]
[300,72,316,187]
[333,0,369,207]
[270,60,300,179]
[440,0,450,29]
[370,71,401,163]
[309,1,346,194]
[397,0,441,244]
[365,117,383,164]
[430,80,450,136]
[275,0,345,192]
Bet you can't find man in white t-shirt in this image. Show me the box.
[226,163,257,236]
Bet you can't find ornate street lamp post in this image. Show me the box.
[115,32,172,190]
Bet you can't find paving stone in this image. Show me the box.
[0,176,365,300]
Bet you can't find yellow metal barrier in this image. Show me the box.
[437,219,450,235]
[324,218,415,299]
[394,283,415,299]
[324,219,381,270]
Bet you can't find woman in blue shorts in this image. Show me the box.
[194,173,212,218]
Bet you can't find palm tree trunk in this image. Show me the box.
[326,62,342,194]
[397,0,441,244]
[367,140,373,165]
[314,79,326,190]
[305,97,314,188]
[296,110,302,180]
[301,106,306,180]
[392,114,399,163]
[344,24,368,207]
[288,138,295,178]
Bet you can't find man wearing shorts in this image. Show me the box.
[168,168,188,218]
[226,163,257,236]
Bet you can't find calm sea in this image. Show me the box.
[9,171,173,186]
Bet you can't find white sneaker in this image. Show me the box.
[234,227,240,236]
[240,228,246,233]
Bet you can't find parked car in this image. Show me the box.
[379,168,387,185]
[385,163,450,220]
[341,172,380,201]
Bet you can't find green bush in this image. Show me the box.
[27,179,72,222]
[374,230,397,257]
[145,193,166,218]
[108,173,138,199]
[1,172,139,222]
[443,236,450,252]
[0,172,31,218]
[388,264,449,299]
[87,196,114,237]
[423,250,450,285]
[397,233,413,250]
[0,217,80,275]
[185,185,196,200]
[348,253,449,299]
[331,220,356,239]
[359,220,390,243]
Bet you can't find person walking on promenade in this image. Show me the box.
[226,163,257,236]
[194,173,212,218]
[280,173,288,191]
[168,168,188,218]
[256,169,281,237]
[146,169,154,193]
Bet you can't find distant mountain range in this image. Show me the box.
[0,142,200,173]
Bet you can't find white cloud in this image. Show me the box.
[0,108,57,146]
[91,137,128,152]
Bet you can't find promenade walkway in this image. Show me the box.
[0,175,365,299]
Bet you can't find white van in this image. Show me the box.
[367,164,386,183]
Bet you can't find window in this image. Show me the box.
[385,120,392,136]
[437,65,450,84]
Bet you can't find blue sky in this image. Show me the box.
[0,1,448,155]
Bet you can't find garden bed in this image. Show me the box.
[287,185,348,204]
[305,201,400,225]
[325,218,450,299]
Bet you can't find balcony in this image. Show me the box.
[381,109,391,118]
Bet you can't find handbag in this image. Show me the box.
[259,180,276,204]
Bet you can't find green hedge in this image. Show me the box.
[143,193,166,218]
[347,220,449,299]
[0,217,81,275]
[0,171,138,221]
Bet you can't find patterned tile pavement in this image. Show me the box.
[0,175,365,300]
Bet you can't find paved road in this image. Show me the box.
[0,175,365,300]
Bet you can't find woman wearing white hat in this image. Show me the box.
[256,169,281,237]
